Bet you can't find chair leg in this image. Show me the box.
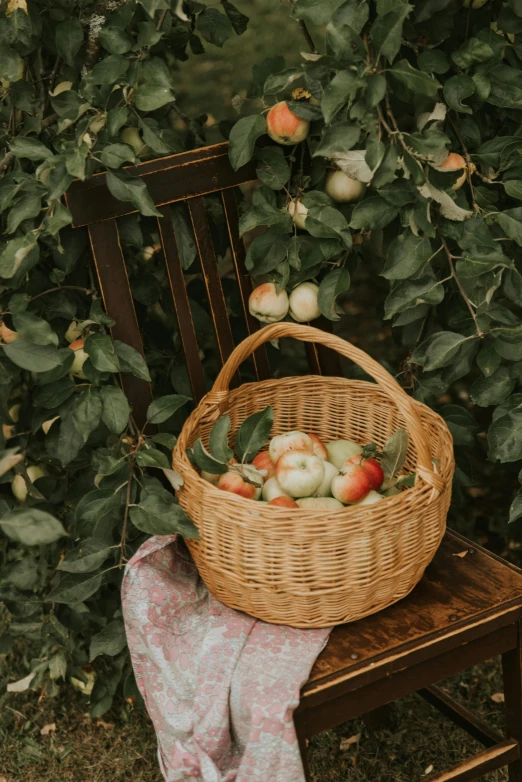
[294,714,311,782]
[502,623,522,782]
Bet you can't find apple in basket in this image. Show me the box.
[251,451,276,479]
[275,450,325,498]
[217,466,263,500]
[262,477,290,502]
[325,439,363,470]
[331,462,373,504]
[345,455,384,491]
[268,496,299,508]
[269,431,314,463]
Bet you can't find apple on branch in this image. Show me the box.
[248,282,289,324]
[289,282,321,323]
[266,101,309,146]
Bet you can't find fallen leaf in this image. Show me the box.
[491,692,505,703]
[0,776,8,782]
[424,764,434,775]
[40,723,56,736]
[340,732,361,750]
[96,719,114,729]
[7,672,35,693]
[453,550,468,559]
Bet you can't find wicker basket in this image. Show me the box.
[173,323,454,628]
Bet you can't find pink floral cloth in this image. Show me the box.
[122,534,331,781]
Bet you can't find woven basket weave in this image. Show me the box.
[173,323,454,628]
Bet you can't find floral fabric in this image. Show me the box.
[122,534,331,781]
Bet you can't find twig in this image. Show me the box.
[447,113,478,211]
[440,234,483,337]
[376,104,394,137]
[41,113,58,129]
[288,0,317,54]
[156,8,168,30]
[0,151,14,175]
[29,285,94,302]
[119,462,135,567]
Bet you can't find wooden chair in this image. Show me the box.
[66,143,522,781]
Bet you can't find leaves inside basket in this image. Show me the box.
[235,406,274,462]
[192,439,229,474]
[380,428,408,490]
[209,415,234,463]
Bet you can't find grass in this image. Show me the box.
[0,647,509,781]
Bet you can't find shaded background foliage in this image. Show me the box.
[1,0,522,736]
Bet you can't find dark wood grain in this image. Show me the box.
[220,188,271,381]
[502,628,522,781]
[419,685,503,747]
[304,532,522,697]
[157,207,207,403]
[314,316,342,376]
[66,144,258,227]
[427,740,519,781]
[88,220,153,428]
[187,196,240,387]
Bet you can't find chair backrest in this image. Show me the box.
[66,142,341,428]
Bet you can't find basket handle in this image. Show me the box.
[208,322,442,493]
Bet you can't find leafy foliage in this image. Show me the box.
[227,0,522,537]
[0,0,248,715]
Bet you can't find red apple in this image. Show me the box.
[217,471,260,500]
[346,455,384,491]
[266,101,309,145]
[331,462,372,504]
[269,431,313,463]
[268,496,299,508]
[308,433,328,461]
[252,451,275,479]
[248,282,289,324]
[436,152,468,190]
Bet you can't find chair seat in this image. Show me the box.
[302,530,522,707]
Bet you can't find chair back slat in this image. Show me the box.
[313,317,342,376]
[187,195,240,388]
[88,220,153,426]
[157,207,207,403]
[220,188,271,382]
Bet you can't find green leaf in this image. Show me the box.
[106,170,161,217]
[130,494,199,537]
[487,65,522,109]
[488,395,522,462]
[222,0,249,34]
[412,332,472,371]
[99,25,133,54]
[456,249,512,278]
[317,267,351,320]
[134,83,175,112]
[191,439,228,474]
[100,144,136,169]
[443,75,475,114]
[366,74,387,108]
[389,59,441,98]
[135,448,170,468]
[146,394,190,424]
[84,333,120,373]
[504,181,522,201]
[382,233,434,280]
[91,54,129,86]
[0,46,23,82]
[381,428,408,488]
[371,5,412,63]
[13,312,58,347]
[350,197,399,230]
[264,68,303,95]
[55,20,84,66]
[10,137,53,162]
[313,122,360,158]
[470,367,515,407]
[113,341,151,381]
[0,234,39,279]
[3,339,62,373]
[0,508,67,546]
[509,494,522,524]
[6,195,42,234]
[325,23,365,64]
[90,620,126,661]
[228,115,266,171]
[384,276,444,318]
[209,415,234,463]
[305,206,352,249]
[441,404,478,447]
[451,38,494,70]
[58,539,114,573]
[235,406,274,462]
[255,147,291,190]
[71,388,102,442]
[47,572,103,604]
[292,0,346,24]
[321,70,361,124]
[100,386,130,434]
[197,8,234,47]
[418,49,451,74]
[75,489,121,538]
[497,209,522,246]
